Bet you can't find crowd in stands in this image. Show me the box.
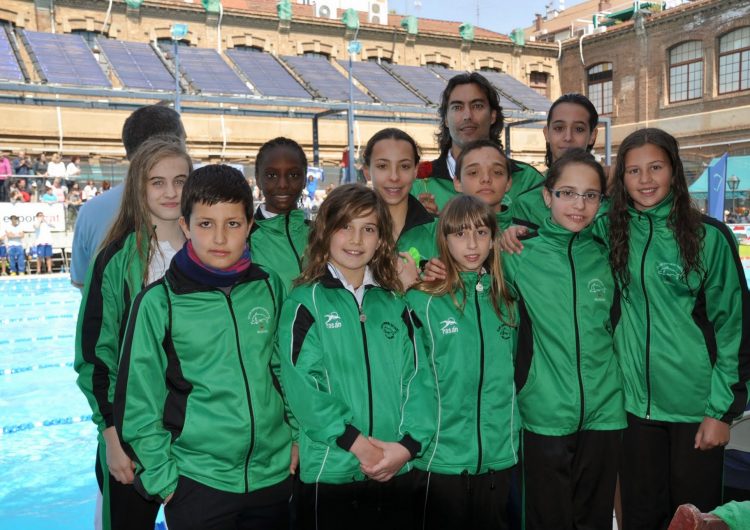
[0,149,109,209]
[0,149,117,275]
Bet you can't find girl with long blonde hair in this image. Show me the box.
[75,135,192,530]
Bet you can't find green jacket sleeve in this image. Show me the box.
[74,247,127,432]
[702,227,750,422]
[114,284,178,501]
[279,296,358,448]
[397,305,436,457]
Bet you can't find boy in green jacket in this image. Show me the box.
[114,165,293,530]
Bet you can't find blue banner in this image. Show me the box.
[707,153,729,221]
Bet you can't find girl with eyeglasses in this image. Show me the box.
[502,148,625,529]
[609,128,749,528]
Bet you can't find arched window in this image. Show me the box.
[303,51,329,59]
[718,27,750,94]
[669,41,703,102]
[233,45,263,53]
[587,63,613,115]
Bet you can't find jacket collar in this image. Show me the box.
[428,152,452,181]
[166,256,269,295]
[627,192,674,222]
[537,216,595,248]
[252,207,307,233]
[403,194,436,233]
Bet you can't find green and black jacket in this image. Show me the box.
[249,207,310,291]
[614,196,750,423]
[503,219,626,435]
[510,180,547,231]
[114,261,291,501]
[397,194,439,266]
[406,272,519,475]
[278,270,436,484]
[75,232,145,435]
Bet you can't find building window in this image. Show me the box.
[587,63,613,115]
[303,51,329,59]
[669,41,703,102]
[72,30,105,50]
[233,45,263,53]
[719,27,750,94]
[530,71,549,97]
[157,37,189,49]
[426,61,450,69]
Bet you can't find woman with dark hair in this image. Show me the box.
[608,128,749,528]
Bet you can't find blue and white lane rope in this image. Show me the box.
[1,414,93,435]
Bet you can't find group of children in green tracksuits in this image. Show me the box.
[75,92,749,530]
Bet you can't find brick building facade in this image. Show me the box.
[557,0,750,177]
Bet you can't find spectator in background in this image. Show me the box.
[101,180,111,192]
[82,179,97,202]
[0,152,11,202]
[6,215,25,275]
[70,104,186,289]
[33,152,49,179]
[15,178,30,202]
[48,153,67,181]
[66,155,81,184]
[51,178,66,203]
[40,183,57,204]
[66,182,83,229]
[13,149,32,176]
[34,212,53,274]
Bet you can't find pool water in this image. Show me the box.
[0,275,97,529]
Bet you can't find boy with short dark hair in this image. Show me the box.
[114,164,293,530]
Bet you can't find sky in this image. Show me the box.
[396,0,586,34]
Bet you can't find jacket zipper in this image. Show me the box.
[474,281,485,474]
[567,236,585,431]
[225,293,256,492]
[284,214,303,271]
[640,215,654,419]
[344,289,374,436]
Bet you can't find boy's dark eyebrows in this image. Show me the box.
[551,119,587,126]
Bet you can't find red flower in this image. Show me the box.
[417,161,433,179]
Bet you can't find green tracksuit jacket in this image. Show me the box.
[613,196,750,423]
[114,261,291,500]
[496,205,513,232]
[75,232,145,433]
[412,153,544,212]
[510,181,547,230]
[249,208,309,291]
[503,219,626,435]
[406,272,519,475]
[397,194,439,266]
[278,271,436,484]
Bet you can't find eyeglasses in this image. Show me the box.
[548,188,603,204]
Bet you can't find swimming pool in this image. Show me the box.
[0,276,168,530]
[0,275,97,529]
